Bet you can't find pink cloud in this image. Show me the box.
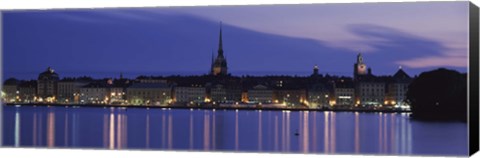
[396,56,467,68]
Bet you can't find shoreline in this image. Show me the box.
[3,103,411,113]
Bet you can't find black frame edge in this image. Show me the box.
[469,1,479,156]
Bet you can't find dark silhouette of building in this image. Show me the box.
[311,65,320,77]
[211,23,228,76]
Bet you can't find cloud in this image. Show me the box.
[346,24,467,69]
[396,56,467,68]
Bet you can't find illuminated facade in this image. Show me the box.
[247,84,274,104]
[333,79,355,106]
[387,67,412,107]
[307,83,330,108]
[18,80,37,103]
[3,78,19,103]
[126,83,172,106]
[174,86,206,103]
[79,82,109,104]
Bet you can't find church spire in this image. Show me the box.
[218,22,224,56]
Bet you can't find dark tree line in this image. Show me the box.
[406,68,467,122]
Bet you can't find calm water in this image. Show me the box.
[1,105,467,156]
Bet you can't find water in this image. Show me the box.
[1,105,467,156]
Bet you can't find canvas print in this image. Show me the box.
[0,1,472,156]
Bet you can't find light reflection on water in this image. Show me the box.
[2,105,467,156]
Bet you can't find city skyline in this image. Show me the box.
[3,2,469,80]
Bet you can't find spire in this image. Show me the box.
[357,53,363,63]
[218,22,224,56]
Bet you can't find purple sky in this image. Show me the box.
[2,1,469,80]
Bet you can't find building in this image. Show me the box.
[311,65,320,77]
[37,67,59,102]
[18,80,37,103]
[211,23,228,76]
[107,77,131,105]
[356,77,386,106]
[58,77,91,103]
[333,79,355,106]
[2,78,19,103]
[79,82,109,104]
[174,85,206,103]
[353,53,368,81]
[209,84,227,103]
[386,67,412,107]
[57,78,76,103]
[273,89,307,106]
[247,84,274,104]
[307,83,330,108]
[126,83,173,106]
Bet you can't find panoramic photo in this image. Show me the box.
[1,1,469,156]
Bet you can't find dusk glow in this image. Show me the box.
[3,1,468,79]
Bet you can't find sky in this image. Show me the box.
[2,1,469,80]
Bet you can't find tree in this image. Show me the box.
[406,68,467,122]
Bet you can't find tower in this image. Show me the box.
[211,22,228,76]
[312,64,319,76]
[354,53,367,80]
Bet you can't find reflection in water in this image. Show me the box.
[324,112,329,154]
[64,111,68,147]
[33,112,37,146]
[47,111,55,147]
[109,111,115,149]
[274,115,278,151]
[354,112,360,153]
[14,110,20,147]
[189,111,193,150]
[258,110,262,151]
[2,106,466,156]
[168,114,172,149]
[212,111,216,149]
[301,111,309,153]
[203,111,210,150]
[235,110,239,151]
[146,112,150,149]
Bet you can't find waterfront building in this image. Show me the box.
[211,23,228,76]
[2,78,19,103]
[174,85,206,103]
[57,78,76,103]
[18,80,37,103]
[37,67,59,102]
[247,84,274,104]
[333,79,355,106]
[209,84,227,103]
[107,77,131,105]
[79,81,109,104]
[273,89,307,106]
[356,75,386,106]
[386,67,412,107]
[58,77,92,104]
[307,83,330,108]
[126,82,173,106]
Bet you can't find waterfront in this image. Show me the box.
[2,105,467,156]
